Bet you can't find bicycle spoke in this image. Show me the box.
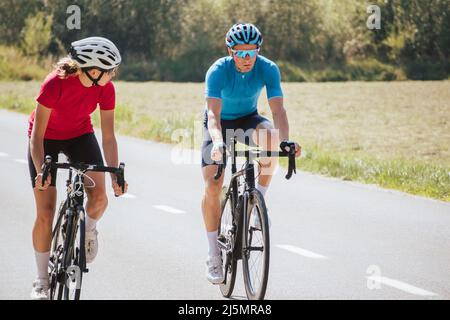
[243,190,270,300]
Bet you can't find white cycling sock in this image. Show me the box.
[207,230,220,257]
[85,213,98,232]
[256,182,269,197]
[34,251,50,282]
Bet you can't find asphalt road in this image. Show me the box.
[0,109,449,300]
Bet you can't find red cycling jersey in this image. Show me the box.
[28,71,115,140]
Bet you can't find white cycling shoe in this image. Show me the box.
[206,255,224,285]
[30,278,49,300]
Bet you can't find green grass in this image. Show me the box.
[1,81,449,202]
[0,92,198,146]
[298,146,449,201]
[91,106,198,145]
[276,59,405,82]
[0,94,36,113]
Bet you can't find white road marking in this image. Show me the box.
[121,193,137,199]
[0,152,9,157]
[367,276,437,297]
[152,205,186,214]
[277,244,328,259]
[14,159,27,164]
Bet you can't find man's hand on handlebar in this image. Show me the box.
[280,140,301,158]
[211,141,226,162]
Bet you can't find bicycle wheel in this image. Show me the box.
[218,187,238,298]
[242,189,270,300]
[49,200,67,300]
[62,210,82,300]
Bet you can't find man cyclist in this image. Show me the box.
[28,37,128,299]
[201,23,301,284]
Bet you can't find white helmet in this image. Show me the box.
[69,36,121,70]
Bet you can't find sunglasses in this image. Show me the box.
[231,48,260,58]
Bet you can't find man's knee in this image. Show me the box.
[204,177,223,199]
[87,191,108,211]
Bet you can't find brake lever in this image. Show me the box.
[280,141,297,180]
[214,146,227,180]
[115,162,125,197]
[41,155,53,187]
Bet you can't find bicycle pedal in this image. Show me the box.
[83,268,89,273]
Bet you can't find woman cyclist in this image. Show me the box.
[28,37,128,299]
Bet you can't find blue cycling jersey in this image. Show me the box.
[205,55,283,120]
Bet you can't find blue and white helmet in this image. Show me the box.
[225,23,263,48]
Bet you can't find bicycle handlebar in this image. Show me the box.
[213,141,297,180]
[41,155,126,196]
[213,147,227,180]
[280,141,297,179]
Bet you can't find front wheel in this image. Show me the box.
[218,187,238,298]
[242,189,270,300]
[62,210,82,300]
[49,200,67,300]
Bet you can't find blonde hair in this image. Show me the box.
[55,57,81,79]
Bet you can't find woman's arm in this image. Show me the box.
[99,109,118,168]
[100,109,127,195]
[30,104,52,188]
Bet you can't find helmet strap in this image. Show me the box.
[84,69,105,86]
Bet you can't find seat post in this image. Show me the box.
[231,136,237,174]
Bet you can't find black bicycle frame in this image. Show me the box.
[216,137,297,259]
[63,170,87,272]
[43,155,126,298]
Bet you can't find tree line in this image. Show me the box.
[0,0,448,81]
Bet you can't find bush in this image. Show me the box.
[276,61,308,82]
[20,12,53,57]
[0,45,48,80]
[403,61,450,80]
[315,69,349,82]
[119,58,160,82]
[346,59,398,81]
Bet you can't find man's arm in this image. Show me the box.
[206,98,223,144]
[268,97,301,157]
[268,97,289,141]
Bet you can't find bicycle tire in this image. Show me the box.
[242,189,270,300]
[62,210,82,300]
[218,187,238,298]
[49,200,67,300]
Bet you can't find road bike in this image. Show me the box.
[215,138,297,300]
[41,155,125,300]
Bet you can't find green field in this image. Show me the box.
[1,80,449,201]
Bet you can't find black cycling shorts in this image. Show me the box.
[201,110,270,167]
[28,133,104,188]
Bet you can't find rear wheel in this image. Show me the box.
[218,187,238,298]
[242,189,270,300]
